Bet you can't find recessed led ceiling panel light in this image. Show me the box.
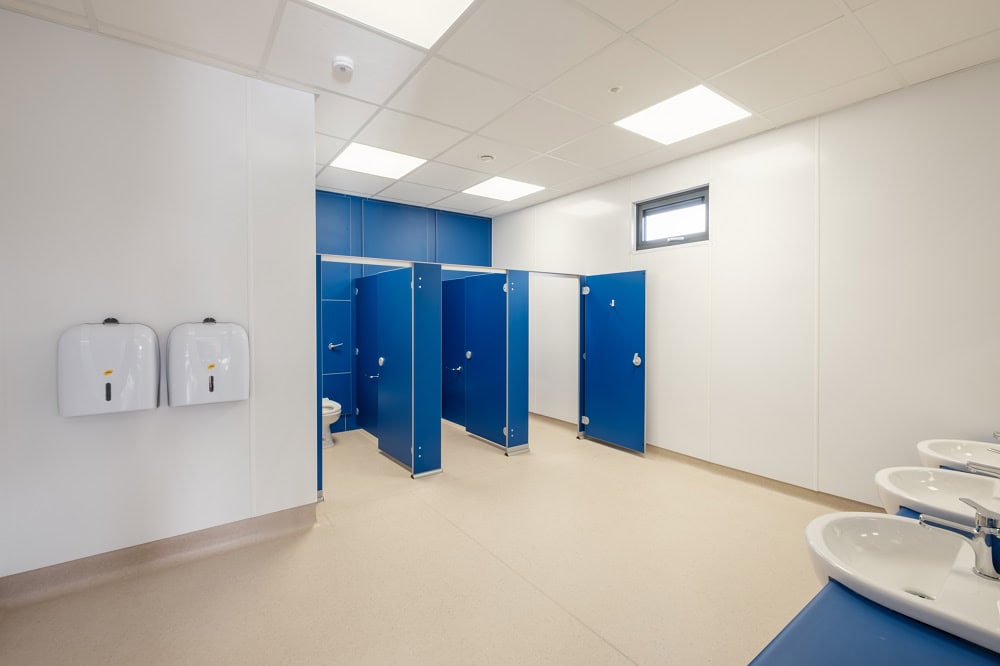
[615,85,751,146]
[330,143,426,179]
[464,177,545,202]
[306,0,475,49]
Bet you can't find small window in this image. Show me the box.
[635,185,709,250]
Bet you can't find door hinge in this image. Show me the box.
[581,415,590,425]
[503,426,508,437]
[582,352,586,360]
[355,407,360,416]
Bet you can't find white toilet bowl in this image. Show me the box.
[321,398,342,447]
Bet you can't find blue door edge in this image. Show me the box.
[505,270,529,454]
[578,275,587,439]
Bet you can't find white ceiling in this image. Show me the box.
[6,0,1000,217]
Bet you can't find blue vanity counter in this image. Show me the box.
[751,507,1000,665]
[750,580,999,665]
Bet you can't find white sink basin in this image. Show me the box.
[918,438,1000,471]
[807,513,1000,653]
[876,466,1000,525]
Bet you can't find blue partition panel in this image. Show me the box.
[436,211,491,266]
[465,273,508,446]
[363,200,433,261]
[413,263,442,476]
[582,271,646,452]
[442,278,466,426]
[316,192,351,256]
[506,270,529,449]
[376,268,414,468]
[355,273,379,437]
[751,581,998,665]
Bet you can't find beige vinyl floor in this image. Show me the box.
[0,415,874,665]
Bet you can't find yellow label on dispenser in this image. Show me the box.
[103,369,113,376]
[207,363,216,370]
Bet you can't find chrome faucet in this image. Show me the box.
[967,461,1000,479]
[919,498,1000,580]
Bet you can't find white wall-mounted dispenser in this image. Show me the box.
[57,318,160,417]
[167,318,249,407]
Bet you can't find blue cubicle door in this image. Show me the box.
[376,268,414,469]
[441,278,466,426]
[464,273,508,446]
[355,273,379,438]
[581,271,646,453]
[412,263,442,476]
[506,270,529,451]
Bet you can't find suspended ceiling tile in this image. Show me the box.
[355,109,467,159]
[855,0,1000,64]
[549,125,661,170]
[763,68,901,125]
[315,134,346,165]
[402,161,490,191]
[480,188,556,215]
[387,57,524,131]
[574,0,678,31]
[605,115,772,177]
[1,0,86,17]
[377,181,454,206]
[844,0,877,8]
[710,19,888,112]
[315,92,378,140]
[267,1,425,103]
[437,0,619,91]
[895,29,1000,85]
[434,192,498,214]
[501,155,588,188]
[316,167,394,196]
[541,37,697,123]
[90,0,280,67]
[633,0,844,79]
[436,135,538,174]
[0,1,89,27]
[479,97,600,153]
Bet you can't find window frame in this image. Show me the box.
[634,184,710,251]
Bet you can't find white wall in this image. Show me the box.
[494,61,1000,505]
[528,273,579,424]
[0,11,316,576]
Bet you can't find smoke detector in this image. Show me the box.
[332,56,355,80]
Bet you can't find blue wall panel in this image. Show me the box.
[321,300,351,374]
[442,279,466,426]
[316,191,351,255]
[413,263,442,475]
[506,270,529,448]
[320,261,351,300]
[322,373,352,431]
[363,199,433,262]
[436,211,491,266]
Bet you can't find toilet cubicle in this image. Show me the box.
[441,269,529,455]
[317,257,442,479]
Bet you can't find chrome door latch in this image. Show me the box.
[632,353,642,367]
